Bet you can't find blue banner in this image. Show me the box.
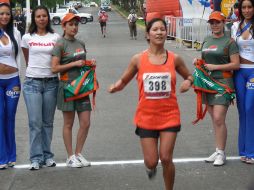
[198,0,210,7]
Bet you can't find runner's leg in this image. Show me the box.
[159,132,177,190]
[140,138,159,170]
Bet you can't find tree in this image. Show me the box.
[11,0,64,9]
[111,0,145,14]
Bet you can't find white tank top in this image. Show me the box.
[237,36,254,62]
[0,32,17,68]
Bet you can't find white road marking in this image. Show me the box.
[14,156,240,169]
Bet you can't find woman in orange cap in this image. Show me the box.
[0,0,10,4]
[198,11,239,166]
[51,13,95,168]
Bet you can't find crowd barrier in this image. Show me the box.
[165,16,211,50]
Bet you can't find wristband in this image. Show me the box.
[186,78,193,85]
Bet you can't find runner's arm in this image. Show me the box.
[174,54,193,93]
[108,54,139,93]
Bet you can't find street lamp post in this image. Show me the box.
[26,0,31,32]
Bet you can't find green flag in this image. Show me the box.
[64,65,99,104]
[192,59,235,124]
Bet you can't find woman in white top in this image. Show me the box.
[231,0,254,164]
[21,5,60,170]
[0,2,21,170]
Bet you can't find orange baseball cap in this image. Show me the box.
[0,0,10,4]
[208,11,226,22]
[61,13,80,26]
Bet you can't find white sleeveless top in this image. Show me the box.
[0,31,19,79]
[231,21,254,62]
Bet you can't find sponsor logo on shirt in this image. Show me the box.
[144,74,169,80]
[74,49,85,57]
[202,45,218,52]
[29,42,56,47]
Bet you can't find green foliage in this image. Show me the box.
[11,0,65,9]
[112,0,145,16]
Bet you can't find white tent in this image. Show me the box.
[180,0,212,20]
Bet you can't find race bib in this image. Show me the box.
[143,72,171,99]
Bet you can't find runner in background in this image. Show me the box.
[98,10,108,38]
[127,9,138,40]
[108,18,193,190]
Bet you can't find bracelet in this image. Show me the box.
[186,78,193,85]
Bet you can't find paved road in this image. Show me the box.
[1,6,254,190]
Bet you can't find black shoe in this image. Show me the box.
[146,168,157,180]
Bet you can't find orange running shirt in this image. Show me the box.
[134,50,181,130]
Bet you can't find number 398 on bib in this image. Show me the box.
[143,72,171,99]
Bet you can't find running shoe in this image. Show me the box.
[8,162,16,167]
[146,168,157,180]
[205,151,218,163]
[0,164,8,170]
[66,155,83,168]
[246,158,254,164]
[213,152,226,166]
[77,153,91,167]
[240,157,246,162]
[45,158,56,167]
[29,162,40,170]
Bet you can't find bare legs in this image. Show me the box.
[208,105,228,151]
[140,132,177,190]
[62,111,90,157]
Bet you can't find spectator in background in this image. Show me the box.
[0,1,21,170]
[14,10,26,37]
[21,5,60,170]
[227,2,239,22]
[231,0,254,164]
[200,11,239,166]
[51,13,94,168]
[127,9,138,40]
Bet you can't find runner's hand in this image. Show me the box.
[179,80,192,93]
[108,84,116,93]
